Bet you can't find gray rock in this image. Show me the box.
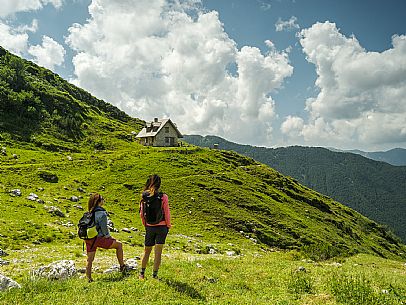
[249,238,257,243]
[0,249,9,257]
[107,219,115,231]
[130,227,138,232]
[77,187,85,193]
[10,189,22,197]
[297,266,306,272]
[36,199,44,204]
[126,258,138,270]
[67,156,73,161]
[0,274,21,291]
[38,187,44,191]
[69,196,79,202]
[27,193,39,201]
[32,260,76,280]
[121,228,131,233]
[12,154,18,159]
[0,259,10,266]
[1,147,7,156]
[104,259,137,274]
[73,204,84,210]
[226,251,237,256]
[45,206,66,217]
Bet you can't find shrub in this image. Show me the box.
[301,243,341,261]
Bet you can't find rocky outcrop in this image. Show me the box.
[0,274,21,291]
[32,260,76,280]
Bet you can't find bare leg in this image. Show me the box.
[86,251,96,282]
[153,244,164,272]
[142,246,153,269]
[109,240,124,266]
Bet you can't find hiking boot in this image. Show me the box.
[120,264,129,274]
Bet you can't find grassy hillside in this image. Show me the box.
[184,135,406,243]
[0,47,405,304]
[1,142,406,304]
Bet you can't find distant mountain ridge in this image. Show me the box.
[184,135,406,242]
[329,147,406,166]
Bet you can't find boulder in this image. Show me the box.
[0,274,21,291]
[10,189,22,197]
[45,206,66,217]
[32,260,76,280]
[27,193,39,201]
[297,266,307,272]
[107,220,116,231]
[104,258,137,274]
[69,196,79,202]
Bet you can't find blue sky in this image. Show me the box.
[1,0,405,151]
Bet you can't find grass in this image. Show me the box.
[0,244,405,305]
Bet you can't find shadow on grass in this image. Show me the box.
[162,278,206,301]
[99,272,131,282]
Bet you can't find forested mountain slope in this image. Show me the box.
[184,135,406,242]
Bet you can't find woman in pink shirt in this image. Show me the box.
[139,174,172,279]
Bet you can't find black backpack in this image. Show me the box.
[77,210,97,240]
[142,192,165,225]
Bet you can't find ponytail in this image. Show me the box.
[88,193,103,212]
[142,174,161,197]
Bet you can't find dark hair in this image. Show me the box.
[143,174,161,196]
[88,193,103,212]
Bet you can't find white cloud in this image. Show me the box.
[16,19,38,33]
[66,0,293,145]
[281,21,406,150]
[0,0,62,17]
[280,116,304,137]
[275,16,299,32]
[0,21,29,55]
[28,35,65,70]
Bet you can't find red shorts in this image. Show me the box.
[85,236,115,252]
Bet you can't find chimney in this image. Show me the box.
[154,118,159,123]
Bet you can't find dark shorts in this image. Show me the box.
[145,226,169,246]
[85,236,115,252]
